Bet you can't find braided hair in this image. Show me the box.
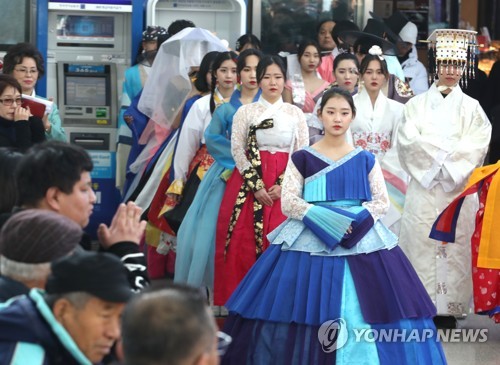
[194,51,220,94]
[209,51,238,114]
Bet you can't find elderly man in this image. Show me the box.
[121,285,224,365]
[0,209,82,302]
[0,251,132,365]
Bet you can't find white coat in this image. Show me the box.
[397,82,491,316]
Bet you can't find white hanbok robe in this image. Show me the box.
[351,88,407,233]
[171,94,212,184]
[397,82,492,316]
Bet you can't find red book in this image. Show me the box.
[21,98,47,119]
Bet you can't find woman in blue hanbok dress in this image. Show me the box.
[175,49,263,288]
[221,88,447,365]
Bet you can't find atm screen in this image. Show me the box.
[57,15,114,41]
[65,76,107,107]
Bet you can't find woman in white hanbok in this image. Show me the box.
[351,46,407,234]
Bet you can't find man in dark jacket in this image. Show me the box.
[4,141,149,291]
[0,252,132,365]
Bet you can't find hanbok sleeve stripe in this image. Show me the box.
[303,206,354,249]
[429,197,465,242]
[336,208,374,249]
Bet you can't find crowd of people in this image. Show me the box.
[0,10,498,365]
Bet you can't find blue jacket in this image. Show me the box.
[0,275,29,303]
[0,289,92,365]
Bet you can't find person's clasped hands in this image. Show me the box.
[98,201,147,248]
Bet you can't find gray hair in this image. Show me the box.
[45,291,93,310]
[122,286,217,365]
[0,256,51,282]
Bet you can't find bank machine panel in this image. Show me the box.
[57,61,120,239]
[46,1,137,239]
[57,62,117,151]
[47,9,131,109]
[48,12,129,55]
[0,0,32,51]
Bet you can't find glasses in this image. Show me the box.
[0,97,23,106]
[217,331,232,356]
[14,67,39,75]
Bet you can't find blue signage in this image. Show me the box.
[68,64,106,73]
[49,0,132,12]
[85,151,121,240]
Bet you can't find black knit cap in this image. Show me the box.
[0,209,82,263]
[46,251,133,303]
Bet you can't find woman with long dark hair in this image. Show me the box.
[214,55,309,305]
[284,40,330,143]
[175,49,263,290]
[222,88,446,365]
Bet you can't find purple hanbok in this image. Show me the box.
[222,147,447,365]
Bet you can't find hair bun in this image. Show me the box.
[368,45,384,60]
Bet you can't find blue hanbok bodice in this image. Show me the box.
[268,147,398,256]
[205,88,262,170]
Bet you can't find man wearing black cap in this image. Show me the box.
[0,251,132,365]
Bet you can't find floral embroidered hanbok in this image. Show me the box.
[214,97,309,305]
[351,87,408,234]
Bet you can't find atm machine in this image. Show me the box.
[146,0,246,49]
[44,0,141,238]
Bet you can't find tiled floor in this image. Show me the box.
[441,314,500,364]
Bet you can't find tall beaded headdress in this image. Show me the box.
[426,29,478,88]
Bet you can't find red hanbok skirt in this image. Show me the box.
[214,150,289,306]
